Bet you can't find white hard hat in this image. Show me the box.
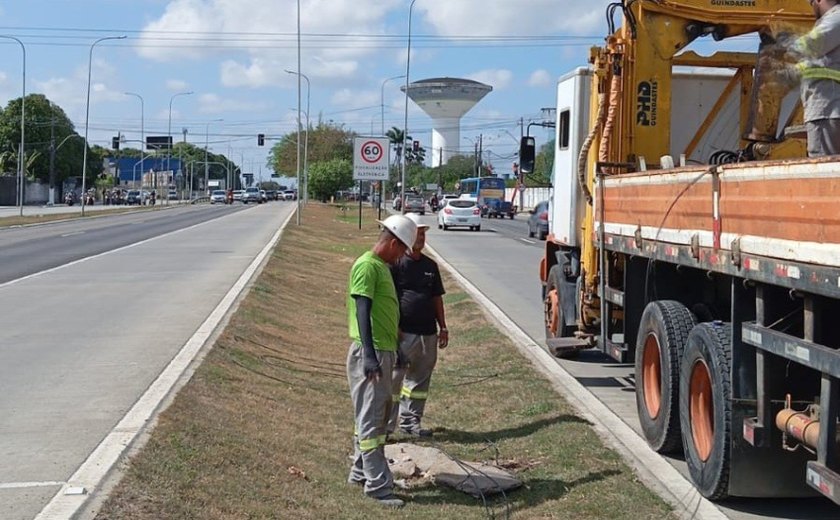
[377,214,417,249]
[405,212,430,230]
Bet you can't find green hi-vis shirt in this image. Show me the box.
[347,251,399,352]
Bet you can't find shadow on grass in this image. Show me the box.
[434,414,591,444]
[407,469,623,511]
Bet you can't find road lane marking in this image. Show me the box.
[60,231,85,238]
[425,243,729,520]
[0,481,64,490]
[0,209,232,290]
[33,206,296,520]
[518,238,537,245]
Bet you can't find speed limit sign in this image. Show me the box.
[353,137,390,180]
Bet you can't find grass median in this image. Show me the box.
[95,203,674,519]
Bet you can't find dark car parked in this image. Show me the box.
[402,194,426,215]
[528,200,549,240]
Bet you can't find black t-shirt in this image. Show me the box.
[391,253,445,335]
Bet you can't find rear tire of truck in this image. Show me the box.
[544,265,576,345]
[679,322,732,500]
[537,228,547,241]
[635,300,696,453]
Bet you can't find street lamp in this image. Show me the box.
[294,0,302,224]
[285,69,309,205]
[0,36,25,217]
[205,119,223,194]
[124,92,144,191]
[401,0,418,212]
[167,91,193,188]
[381,75,405,136]
[82,35,126,216]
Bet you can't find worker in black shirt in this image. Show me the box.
[389,213,449,437]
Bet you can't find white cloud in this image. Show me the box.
[197,93,270,114]
[166,79,189,91]
[330,88,378,108]
[467,69,513,91]
[140,0,401,87]
[528,69,552,88]
[418,1,607,37]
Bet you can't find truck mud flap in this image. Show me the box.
[728,401,816,497]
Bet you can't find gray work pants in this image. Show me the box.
[388,333,438,433]
[347,342,395,498]
[806,119,840,157]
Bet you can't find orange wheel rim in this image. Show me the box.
[689,360,714,462]
[546,289,559,336]
[642,333,662,419]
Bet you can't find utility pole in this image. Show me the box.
[479,133,483,175]
[49,118,55,206]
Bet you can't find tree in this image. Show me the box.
[531,138,554,186]
[385,126,406,167]
[0,94,98,182]
[307,158,353,201]
[267,120,354,176]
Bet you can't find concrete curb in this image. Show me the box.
[426,242,729,520]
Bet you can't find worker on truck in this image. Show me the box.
[791,0,840,156]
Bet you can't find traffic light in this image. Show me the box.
[519,136,536,174]
[112,136,120,150]
[412,140,419,152]
[257,133,265,146]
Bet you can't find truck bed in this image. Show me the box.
[595,157,840,297]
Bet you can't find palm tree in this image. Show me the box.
[386,127,405,165]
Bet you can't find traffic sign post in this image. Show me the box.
[353,137,390,181]
[353,137,390,229]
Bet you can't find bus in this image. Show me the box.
[458,176,513,218]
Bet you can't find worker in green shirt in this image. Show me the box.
[346,214,417,508]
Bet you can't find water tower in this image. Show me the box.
[402,77,492,167]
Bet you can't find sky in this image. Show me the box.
[0,0,758,184]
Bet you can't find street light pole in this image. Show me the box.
[381,75,405,136]
[401,0,418,213]
[285,70,311,205]
[0,36,25,217]
[294,0,302,224]
[167,90,193,190]
[124,92,144,193]
[204,119,223,194]
[82,35,126,216]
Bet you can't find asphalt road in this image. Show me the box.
[0,205,249,284]
[419,211,838,520]
[0,201,295,520]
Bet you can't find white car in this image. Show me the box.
[438,198,481,231]
[210,190,226,204]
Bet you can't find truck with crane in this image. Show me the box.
[534,0,840,504]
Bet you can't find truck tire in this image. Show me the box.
[544,265,575,341]
[679,322,732,500]
[528,223,535,238]
[635,300,696,453]
[537,228,547,241]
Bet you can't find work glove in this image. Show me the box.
[363,349,382,381]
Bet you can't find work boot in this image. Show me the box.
[372,494,405,508]
[400,427,433,438]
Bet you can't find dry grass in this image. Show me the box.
[95,203,674,520]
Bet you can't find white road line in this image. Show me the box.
[60,231,84,238]
[34,207,296,520]
[0,481,64,490]
[518,238,537,245]
[426,243,729,520]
